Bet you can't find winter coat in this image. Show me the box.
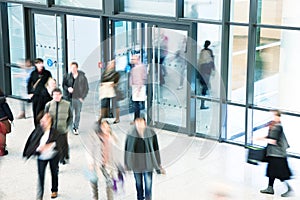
[62,71,89,101]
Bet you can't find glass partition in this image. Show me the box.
[55,0,102,10]
[7,3,25,64]
[124,0,176,17]
[228,26,248,104]
[226,104,245,144]
[184,0,223,20]
[9,0,46,4]
[260,0,300,27]
[254,28,300,113]
[231,0,250,23]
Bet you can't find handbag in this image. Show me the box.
[132,85,146,101]
[246,146,267,165]
[0,119,11,134]
[116,88,125,101]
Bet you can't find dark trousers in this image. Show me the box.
[133,101,142,120]
[72,99,82,129]
[32,96,46,127]
[134,172,153,200]
[60,133,69,161]
[37,154,59,198]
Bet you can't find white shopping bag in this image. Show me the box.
[132,85,146,101]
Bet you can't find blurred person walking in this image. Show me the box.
[0,88,14,156]
[23,113,63,199]
[45,88,72,165]
[27,58,52,126]
[130,55,147,122]
[63,61,89,135]
[197,40,215,109]
[85,119,119,200]
[257,110,293,197]
[99,60,120,123]
[124,117,165,200]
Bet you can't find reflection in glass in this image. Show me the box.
[9,0,46,4]
[228,26,248,103]
[184,0,222,20]
[124,0,176,16]
[55,0,102,10]
[196,23,222,99]
[226,105,245,144]
[254,28,300,112]
[8,3,25,64]
[151,27,187,128]
[231,0,250,23]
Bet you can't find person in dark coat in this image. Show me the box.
[0,88,14,156]
[258,110,293,197]
[23,112,63,199]
[124,117,165,200]
[62,61,89,134]
[27,58,52,126]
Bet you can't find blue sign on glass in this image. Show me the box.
[47,58,53,67]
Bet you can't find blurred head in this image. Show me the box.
[34,58,44,72]
[271,109,281,122]
[204,40,211,48]
[130,54,140,65]
[100,120,111,135]
[40,112,53,130]
[52,88,63,102]
[107,60,115,70]
[70,61,78,74]
[46,77,56,90]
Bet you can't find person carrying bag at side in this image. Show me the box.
[0,88,14,156]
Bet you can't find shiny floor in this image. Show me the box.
[0,98,299,200]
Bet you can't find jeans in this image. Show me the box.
[37,154,59,198]
[72,99,82,129]
[133,101,142,120]
[134,172,153,200]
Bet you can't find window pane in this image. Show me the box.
[226,105,245,144]
[8,0,46,4]
[8,3,25,63]
[11,65,33,98]
[228,26,248,104]
[254,28,300,112]
[56,0,102,10]
[231,0,250,23]
[184,0,223,20]
[124,0,176,17]
[260,0,300,27]
[196,24,222,99]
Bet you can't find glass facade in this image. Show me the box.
[1,0,300,157]
[55,0,102,10]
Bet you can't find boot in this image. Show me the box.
[200,100,209,109]
[113,108,120,124]
[260,186,274,195]
[91,182,98,200]
[281,182,293,197]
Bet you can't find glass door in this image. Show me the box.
[33,13,65,87]
[149,25,188,128]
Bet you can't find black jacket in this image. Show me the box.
[62,71,89,101]
[27,68,52,95]
[0,96,14,121]
[23,126,63,159]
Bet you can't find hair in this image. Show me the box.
[204,40,211,49]
[45,77,56,87]
[70,61,78,68]
[271,109,281,117]
[34,58,44,64]
[52,87,62,95]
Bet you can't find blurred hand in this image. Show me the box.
[68,87,74,93]
[160,167,166,175]
[79,98,84,103]
[28,94,34,99]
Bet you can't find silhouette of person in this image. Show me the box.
[197,40,215,109]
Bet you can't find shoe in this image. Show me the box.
[130,121,134,125]
[176,86,183,90]
[73,128,79,135]
[51,192,57,198]
[260,186,274,195]
[113,120,120,124]
[281,185,293,197]
[200,106,209,110]
[4,150,8,155]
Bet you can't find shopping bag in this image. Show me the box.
[246,146,267,165]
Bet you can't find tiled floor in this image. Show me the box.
[0,98,299,200]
